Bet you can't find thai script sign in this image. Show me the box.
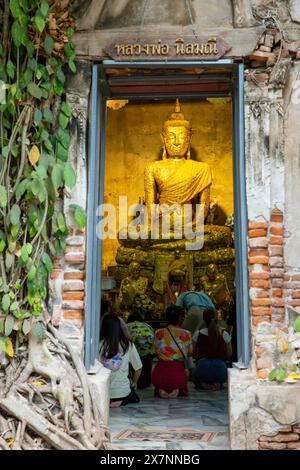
[106,36,231,61]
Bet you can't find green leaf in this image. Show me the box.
[43,108,54,123]
[294,316,300,333]
[7,60,16,79]
[44,35,54,55]
[27,265,37,281]
[22,318,31,335]
[58,128,71,149]
[57,212,66,232]
[66,27,74,38]
[0,240,6,253]
[68,60,76,73]
[5,253,14,270]
[0,319,4,335]
[16,179,29,198]
[0,185,7,207]
[9,0,22,19]
[51,164,64,189]
[40,1,49,17]
[34,108,42,125]
[41,252,53,273]
[56,68,66,84]
[64,164,76,189]
[12,20,22,48]
[10,204,21,225]
[21,243,32,263]
[70,204,86,229]
[277,368,286,382]
[10,301,19,312]
[56,142,68,162]
[5,315,15,336]
[33,322,46,343]
[35,14,45,33]
[61,101,72,117]
[30,179,41,196]
[2,294,11,312]
[28,82,42,99]
[58,112,69,129]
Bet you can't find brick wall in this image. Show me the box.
[50,227,86,334]
[258,425,300,450]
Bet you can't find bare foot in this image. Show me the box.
[158,389,169,399]
[168,389,179,398]
[110,400,122,408]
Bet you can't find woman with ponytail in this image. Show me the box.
[192,308,232,391]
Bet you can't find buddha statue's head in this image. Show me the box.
[162,99,191,159]
[128,261,141,280]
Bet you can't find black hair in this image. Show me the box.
[203,308,219,350]
[127,311,143,323]
[165,305,185,326]
[100,314,130,358]
[101,298,111,315]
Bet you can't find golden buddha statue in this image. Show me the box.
[144,99,213,222]
[119,261,148,308]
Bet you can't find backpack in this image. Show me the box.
[100,350,123,372]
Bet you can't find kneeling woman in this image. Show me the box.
[192,308,232,391]
[100,314,142,408]
[152,305,193,398]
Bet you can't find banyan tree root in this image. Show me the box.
[0,321,113,450]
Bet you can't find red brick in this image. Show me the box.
[248,221,268,230]
[271,279,283,288]
[292,426,300,433]
[270,257,284,268]
[272,298,285,307]
[270,225,283,236]
[284,281,300,289]
[257,357,273,369]
[252,317,271,326]
[65,246,84,254]
[63,310,84,320]
[248,238,268,250]
[249,248,269,257]
[287,442,300,449]
[270,268,284,278]
[259,442,287,450]
[279,426,292,433]
[249,50,275,62]
[256,289,271,298]
[288,300,300,307]
[63,280,84,291]
[291,274,300,281]
[64,271,85,280]
[269,236,283,245]
[272,288,283,297]
[250,280,270,288]
[257,369,268,379]
[271,212,283,223]
[62,300,84,310]
[50,269,62,280]
[249,229,267,238]
[269,433,299,442]
[292,291,300,299]
[251,307,272,316]
[65,252,85,263]
[249,272,270,280]
[249,256,269,265]
[63,291,85,301]
[270,246,283,257]
[284,274,291,281]
[251,299,272,307]
[255,347,267,358]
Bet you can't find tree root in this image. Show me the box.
[0,322,112,450]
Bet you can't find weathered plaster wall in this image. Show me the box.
[284,62,300,270]
[103,99,233,270]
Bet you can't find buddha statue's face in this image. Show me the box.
[129,262,141,279]
[162,125,190,159]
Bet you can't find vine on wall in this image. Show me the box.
[0,0,84,357]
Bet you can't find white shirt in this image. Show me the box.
[100,341,142,399]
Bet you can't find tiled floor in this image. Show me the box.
[109,385,230,450]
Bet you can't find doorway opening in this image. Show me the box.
[85,60,249,449]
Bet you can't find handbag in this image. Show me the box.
[166,327,193,369]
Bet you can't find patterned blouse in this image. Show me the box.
[153,325,193,362]
[127,321,154,357]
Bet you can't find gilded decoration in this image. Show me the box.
[103,99,235,322]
